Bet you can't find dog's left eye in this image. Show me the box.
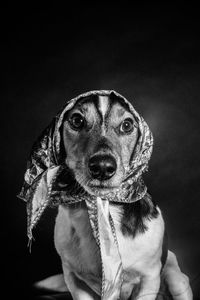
[120,118,134,134]
[69,113,85,130]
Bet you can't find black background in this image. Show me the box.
[1,4,200,299]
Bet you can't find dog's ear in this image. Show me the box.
[133,117,153,164]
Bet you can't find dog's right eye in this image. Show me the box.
[69,113,85,131]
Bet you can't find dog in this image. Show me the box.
[19,90,192,300]
[54,91,166,300]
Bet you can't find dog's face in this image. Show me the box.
[62,94,139,196]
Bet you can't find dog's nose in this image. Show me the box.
[88,155,117,180]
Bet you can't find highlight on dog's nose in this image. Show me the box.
[88,155,117,180]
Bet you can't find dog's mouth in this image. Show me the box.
[85,181,119,196]
[88,181,118,189]
[88,187,117,196]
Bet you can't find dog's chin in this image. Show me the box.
[83,187,115,197]
[80,181,120,197]
[74,176,117,197]
[74,172,123,197]
[88,186,118,196]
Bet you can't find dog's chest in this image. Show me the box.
[54,202,164,297]
[54,203,102,282]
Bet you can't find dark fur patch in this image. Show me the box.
[109,91,132,113]
[120,194,159,238]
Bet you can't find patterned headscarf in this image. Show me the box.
[18,90,153,299]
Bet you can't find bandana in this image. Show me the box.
[18,90,153,299]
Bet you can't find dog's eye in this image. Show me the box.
[120,118,134,134]
[69,113,85,130]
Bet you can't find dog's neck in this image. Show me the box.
[50,166,159,238]
[50,166,158,239]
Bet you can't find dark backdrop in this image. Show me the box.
[1,4,200,299]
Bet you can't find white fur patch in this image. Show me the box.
[98,95,109,120]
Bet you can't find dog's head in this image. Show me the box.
[62,92,139,196]
[19,90,153,239]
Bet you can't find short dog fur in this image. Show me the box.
[54,93,166,300]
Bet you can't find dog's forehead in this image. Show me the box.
[72,94,133,120]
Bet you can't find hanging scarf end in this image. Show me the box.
[27,230,34,253]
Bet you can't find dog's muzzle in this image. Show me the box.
[88,154,117,180]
